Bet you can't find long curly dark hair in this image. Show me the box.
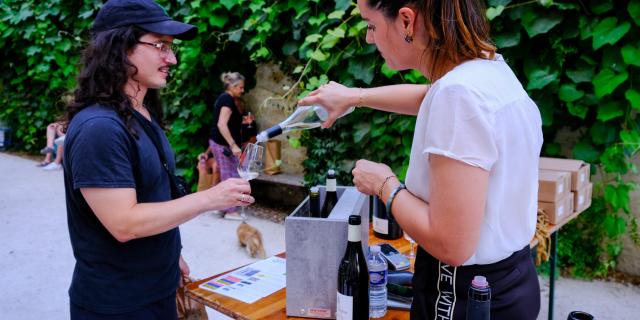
[64,26,164,136]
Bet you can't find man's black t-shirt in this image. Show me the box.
[210,92,242,147]
[62,105,181,314]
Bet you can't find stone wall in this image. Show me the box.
[243,63,307,174]
[616,156,640,276]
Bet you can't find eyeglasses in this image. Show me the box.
[137,41,177,57]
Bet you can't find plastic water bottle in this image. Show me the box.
[368,245,388,318]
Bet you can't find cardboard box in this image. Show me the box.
[574,182,593,214]
[539,192,574,224]
[285,186,369,319]
[538,170,571,202]
[539,157,590,191]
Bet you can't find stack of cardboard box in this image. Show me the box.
[538,157,593,225]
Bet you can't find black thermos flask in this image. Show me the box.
[466,275,491,320]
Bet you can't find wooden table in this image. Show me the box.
[186,226,413,319]
[187,210,585,320]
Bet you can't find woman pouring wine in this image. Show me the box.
[298,0,543,319]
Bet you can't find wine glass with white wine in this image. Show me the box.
[236,143,264,220]
[404,231,416,259]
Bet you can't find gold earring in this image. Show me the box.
[404,34,413,43]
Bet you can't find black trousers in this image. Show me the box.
[410,245,540,320]
[70,293,177,320]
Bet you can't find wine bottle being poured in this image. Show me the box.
[256,105,354,143]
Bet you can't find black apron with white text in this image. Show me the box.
[410,245,540,320]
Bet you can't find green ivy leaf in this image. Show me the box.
[208,13,229,28]
[328,10,345,20]
[335,0,352,11]
[625,89,640,110]
[544,143,561,156]
[592,68,628,98]
[572,141,600,163]
[603,214,626,237]
[521,10,562,37]
[592,17,631,50]
[353,122,370,143]
[621,42,640,67]
[486,6,505,21]
[600,145,629,173]
[591,1,614,15]
[304,34,322,43]
[380,62,397,79]
[579,16,594,40]
[566,64,595,83]
[310,49,328,61]
[308,13,326,26]
[347,58,375,84]
[620,130,640,154]
[596,100,624,122]
[538,0,553,7]
[527,68,559,90]
[494,29,521,48]
[220,0,236,10]
[558,83,584,102]
[567,102,588,119]
[630,1,640,26]
[590,121,618,145]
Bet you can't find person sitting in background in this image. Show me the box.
[42,134,65,171]
[37,121,65,167]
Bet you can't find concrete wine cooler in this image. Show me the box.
[285,186,370,319]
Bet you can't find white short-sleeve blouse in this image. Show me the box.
[405,54,543,265]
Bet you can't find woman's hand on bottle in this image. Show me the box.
[204,178,253,210]
[298,81,357,128]
[352,159,396,196]
[231,144,242,158]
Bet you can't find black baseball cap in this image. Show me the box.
[92,0,197,40]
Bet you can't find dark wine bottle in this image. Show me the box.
[309,186,321,218]
[321,169,338,218]
[372,195,403,240]
[466,275,491,320]
[337,215,369,320]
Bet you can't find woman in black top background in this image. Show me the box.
[209,72,249,220]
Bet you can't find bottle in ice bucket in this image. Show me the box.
[466,275,490,320]
[256,105,354,142]
[321,169,338,218]
[308,186,321,218]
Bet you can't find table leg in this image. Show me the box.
[548,231,557,320]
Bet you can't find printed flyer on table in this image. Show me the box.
[199,256,286,303]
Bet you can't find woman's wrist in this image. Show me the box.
[350,87,362,108]
[381,177,401,203]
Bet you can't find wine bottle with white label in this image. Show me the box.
[321,169,338,218]
[336,215,369,320]
[372,195,403,240]
[256,105,354,142]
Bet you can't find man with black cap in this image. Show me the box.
[62,0,254,318]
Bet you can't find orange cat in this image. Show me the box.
[236,222,266,259]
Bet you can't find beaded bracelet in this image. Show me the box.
[386,183,406,215]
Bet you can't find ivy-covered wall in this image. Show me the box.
[1,0,638,277]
